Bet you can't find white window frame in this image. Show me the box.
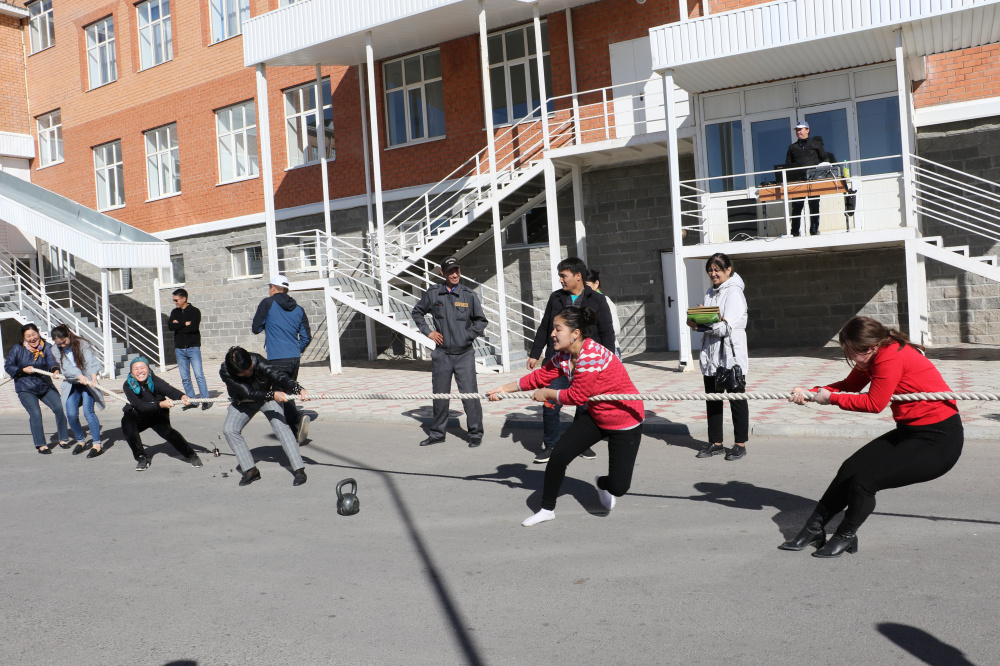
[137,0,173,71]
[230,244,264,279]
[502,209,549,249]
[217,100,259,183]
[160,255,185,287]
[488,22,552,127]
[145,124,181,200]
[277,238,318,274]
[109,268,133,294]
[86,16,118,90]
[383,49,445,147]
[37,109,63,168]
[94,140,125,212]
[283,79,334,168]
[47,246,76,281]
[210,0,250,44]
[28,0,55,54]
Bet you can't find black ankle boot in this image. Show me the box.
[778,511,827,551]
[812,530,858,558]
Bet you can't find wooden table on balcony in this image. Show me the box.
[756,179,848,202]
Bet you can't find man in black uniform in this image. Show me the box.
[785,120,831,236]
[411,256,488,447]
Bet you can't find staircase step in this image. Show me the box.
[971,255,998,266]
[943,245,969,257]
[921,236,943,247]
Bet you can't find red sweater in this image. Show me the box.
[518,339,644,431]
[818,343,958,426]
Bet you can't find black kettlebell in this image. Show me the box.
[336,478,360,516]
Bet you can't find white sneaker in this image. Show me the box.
[595,476,616,511]
[521,509,555,527]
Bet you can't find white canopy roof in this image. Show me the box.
[649,0,1000,93]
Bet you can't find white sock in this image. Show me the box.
[522,509,555,527]
[595,476,616,511]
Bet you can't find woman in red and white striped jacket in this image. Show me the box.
[488,306,644,527]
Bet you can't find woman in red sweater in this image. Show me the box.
[784,316,963,557]
[488,306,644,527]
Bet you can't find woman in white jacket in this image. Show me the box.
[687,253,750,461]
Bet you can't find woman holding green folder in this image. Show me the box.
[687,253,750,460]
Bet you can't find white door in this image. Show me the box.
[609,37,668,139]
[661,251,711,353]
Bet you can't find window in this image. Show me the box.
[705,121,746,193]
[47,246,75,280]
[284,79,334,167]
[94,140,124,211]
[86,17,117,89]
[137,0,173,70]
[231,244,263,278]
[109,268,133,293]
[857,97,902,176]
[37,110,63,167]
[161,255,185,286]
[384,50,445,146]
[277,238,317,274]
[749,117,792,187]
[502,208,549,248]
[28,1,55,54]
[145,124,181,199]
[803,108,850,166]
[217,101,259,183]
[488,23,553,126]
[210,0,250,43]
[279,0,302,5]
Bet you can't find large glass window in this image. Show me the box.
[750,117,792,186]
[86,17,118,89]
[705,121,746,193]
[37,110,63,167]
[488,23,552,126]
[94,140,124,211]
[217,101,259,182]
[803,108,850,167]
[28,1,55,54]
[137,0,173,70]
[384,50,445,146]
[857,97,902,175]
[210,0,250,43]
[145,124,181,199]
[284,80,334,167]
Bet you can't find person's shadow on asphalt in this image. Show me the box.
[683,480,819,540]
[466,462,609,516]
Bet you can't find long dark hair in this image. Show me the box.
[555,305,597,338]
[838,316,924,367]
[50,324,86,371]
[705,252,733,273]
[226,346,254,376]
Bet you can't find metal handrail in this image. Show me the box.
[911,154,1000,243]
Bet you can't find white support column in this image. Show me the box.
[532,3,550,149]
[904,240,931,346]
[153,276,165,370]
[358,64,376,257]
[256,64,279,276]
[663,69,693,370]
[365,318,377,362]
[479,0,510,372]
[680,0,689,21]
[544,159,562,290]
[565,8,580,144]
[895,29,918,233]
[572,164,586,261]
[324,287,342,374]
[315,65,332,243]
[366,32,390,309]
[100,269,114,378]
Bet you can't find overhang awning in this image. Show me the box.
[243,0,595,68]
[0,170,170,269]
[649,0,1000,92]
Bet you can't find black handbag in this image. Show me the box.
[714,338,746,392]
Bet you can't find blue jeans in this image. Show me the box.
[19,389,68,449]
[542,375,585,446]
[66,383,102,443]
[175,347,209,399]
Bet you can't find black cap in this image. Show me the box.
[441,256,461,271]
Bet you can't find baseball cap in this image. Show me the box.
[269,274,290,288]
[794,120,810,130]
[440,256,461,272]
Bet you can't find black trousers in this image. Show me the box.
[268,357,302,430]
[817,413,964,534]
[542,410,642,511]
[703,375,749,444]
[790,197,821,235]
[121,409,196,461]
[429,347,483,440]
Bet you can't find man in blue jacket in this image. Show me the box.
[251,274,312,443]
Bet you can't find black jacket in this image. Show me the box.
[411,282,488,354]
[785,136,830,181]
[529,286,615,361]
[122,375,184,416]
[219,353,301,403]
[167,304,202,349]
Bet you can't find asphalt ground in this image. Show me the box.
[1,411,998,665]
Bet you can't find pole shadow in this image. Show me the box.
[466,462,609,515]
[876,623,977,666]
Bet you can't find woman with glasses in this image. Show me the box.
[50,324,106,457]
[783,316,963,558]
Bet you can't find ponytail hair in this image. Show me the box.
[50,324,86,371]
[838,316,924,366]
[554,305,597,337]
[226,346,254,376]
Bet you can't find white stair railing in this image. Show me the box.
[911,154,1000,244]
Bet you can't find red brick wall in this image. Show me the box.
[707,0,773,13]
[913,44,1000,109]
[0,13,29,135]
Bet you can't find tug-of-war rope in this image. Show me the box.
[27,369,1000,405]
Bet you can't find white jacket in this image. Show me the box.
[698,272,749,378]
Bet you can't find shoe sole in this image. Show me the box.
[696,449,726,458]
[296,418,310,444]
[420,440,445,447]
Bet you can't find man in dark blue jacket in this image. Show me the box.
[251,274,312,443]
